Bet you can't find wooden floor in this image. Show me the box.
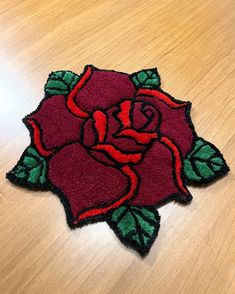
[0,1,234,293]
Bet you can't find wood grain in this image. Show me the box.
[0,1,234,293]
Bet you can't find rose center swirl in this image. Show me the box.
[81,100,160,165]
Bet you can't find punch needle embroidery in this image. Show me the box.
[6,65,229,256]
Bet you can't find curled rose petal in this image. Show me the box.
[48,143,138,224]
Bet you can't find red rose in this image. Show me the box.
[24,65,194,226]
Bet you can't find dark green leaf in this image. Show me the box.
[130,68,160,89]
[6,146,49,189]
[44,70,80,96]
[107,205,160,256]
[183,138,229,184]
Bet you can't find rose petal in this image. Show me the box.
[75,67,136,113]
[130,140,189,206]
[26,95,83,150]
[136,90,195,156]
[48,143,129,223]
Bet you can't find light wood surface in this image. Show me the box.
[0,1,234,293]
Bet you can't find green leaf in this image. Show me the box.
[183,138,229,184]
[107,206,160,256]
[130,68,160,89]
[6,146,49,189]
[44,70,80,96]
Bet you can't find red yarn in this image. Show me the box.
[27,119,53,157]
[116,129,158,144]
[160,136,188,194]
[93,110,107,142]
[137,89,187,109]
[67,65,93,118]
[117,100,131,128]
[92,143,142,164]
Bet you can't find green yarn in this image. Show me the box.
[108,205,160,256]
[183,138,229,183]
[131,69,160,89]
[45,70,80,96]
[7,146,48,187]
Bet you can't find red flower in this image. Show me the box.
[25,65,194,226]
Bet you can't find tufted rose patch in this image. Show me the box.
[6,65,230,256]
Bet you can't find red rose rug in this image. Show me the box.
[6,65,229,256]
